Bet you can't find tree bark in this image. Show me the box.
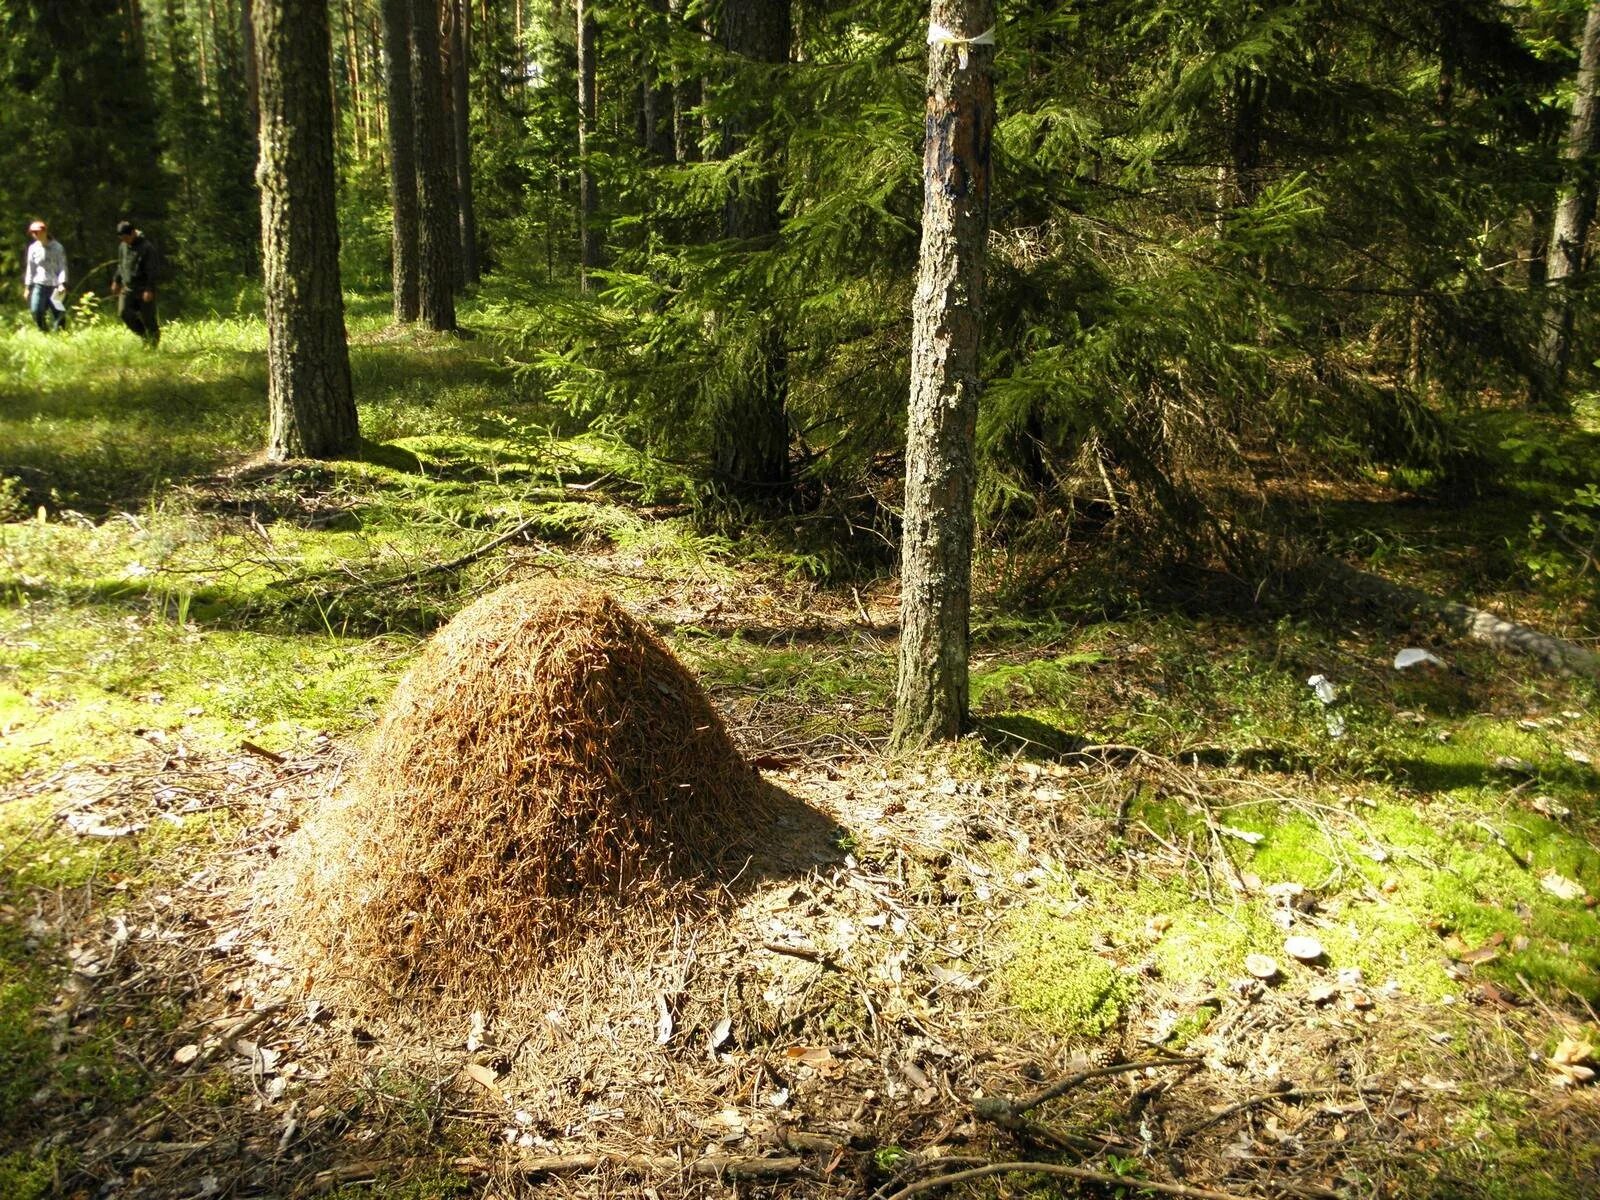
[241,0,259,131]
[380,0,419,320]
[577,0,601,290]
[891,0,995,749]
[450,0,479,283]
[1539,2,1600,399]
[712,0,790,493]
[254,0,359,461]
[411,0,457,329]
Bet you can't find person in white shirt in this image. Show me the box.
[23,219,68,332]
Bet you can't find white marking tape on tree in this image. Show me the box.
[927,23,996,69]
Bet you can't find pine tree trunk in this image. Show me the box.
[1539,2,1600,400]
[438,0,462,291]
[380,0,419,321]
[712,0,790,492]
[254,0,359,461]
[411,0,457,329]
[451,0,479,283]
[577,0,600,290]
[241,0,259,130]
[891,0,995,749]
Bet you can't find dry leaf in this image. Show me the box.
[1218,825,1265,846]
[783,1045,835,1070]
[655,993,674,1045]
[1532,796,1572,820]
[464,1062,501,1093]
[928,964,982,991]
[707,1017,732,1056]
[173,1043,200,1065]
[1540,872,1588,902]
[1551,1037,1595,1067]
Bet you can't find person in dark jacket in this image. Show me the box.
[111,220,160,347]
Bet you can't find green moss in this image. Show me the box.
[0,601,406,779]
[1004,913,1137,1038]
[1380,718,1596,803]
[0,1150,70,1200]
[1415,1091,1600,1199]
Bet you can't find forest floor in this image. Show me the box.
[2,299,1599,1200]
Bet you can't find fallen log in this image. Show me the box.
[1318,559,1600,681]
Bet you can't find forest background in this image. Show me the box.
[7,0,1600,559]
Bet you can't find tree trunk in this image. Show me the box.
[641,0,674,161]
[712,0,790,493]
[1539,1,1600,399]
[437,0,462,290]
[577,0,600,290]
[254,0,359,461]
[667,0,701,162]
[241,0,259,131]
[674,73,701,162]
[891,0,995,749]
[380,0,419,320]
[411,0,457,329]
[451,0,479,283]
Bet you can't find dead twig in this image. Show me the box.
[271,517,550,592]
[196,1003,285,1065]
[239,739,287,766]
[974,1056,1202,1126]
[762,939,834,965]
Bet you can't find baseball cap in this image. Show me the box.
[116,220,136,235]
[28,220,45,232]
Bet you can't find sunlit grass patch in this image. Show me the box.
[0,600,406,779]
[1126,787,1600,1004]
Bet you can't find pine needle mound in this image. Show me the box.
[283,579,764,998]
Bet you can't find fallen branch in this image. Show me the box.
[877,1160,1253,1200]
[196,1002,284,1065]
[271,516,550,592]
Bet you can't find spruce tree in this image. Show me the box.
[712,0,792,493]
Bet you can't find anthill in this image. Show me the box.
[278,579,763,1000]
